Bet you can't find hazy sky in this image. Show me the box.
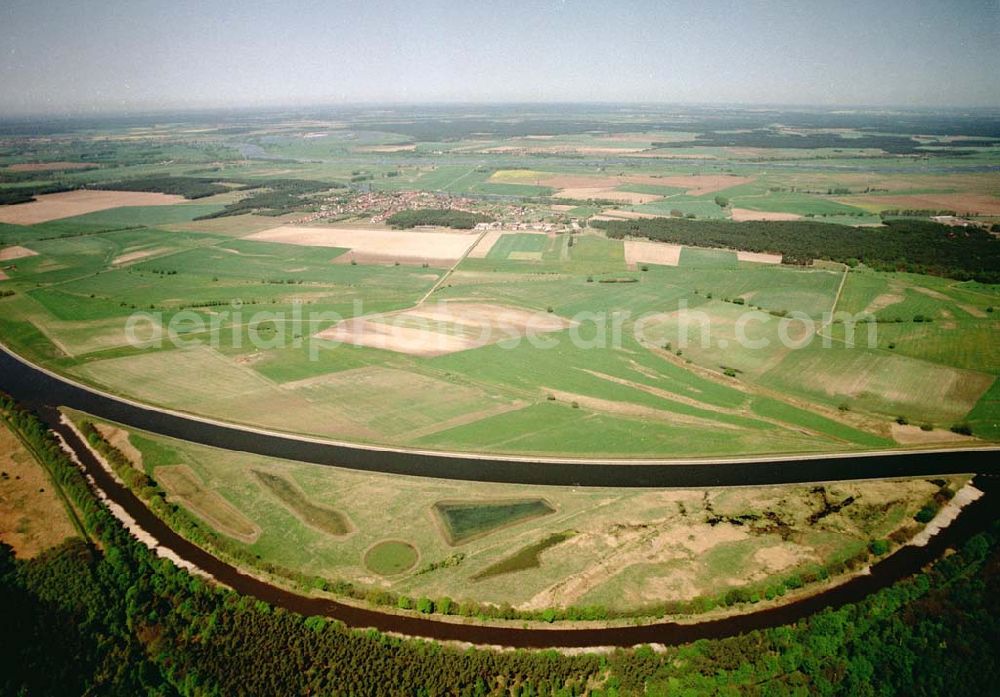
[1,0,998,115]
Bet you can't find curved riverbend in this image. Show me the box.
[1,344,997,487]
[44,411,1000,648]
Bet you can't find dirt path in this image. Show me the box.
[416,227,491,306]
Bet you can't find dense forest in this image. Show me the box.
[2,395,999,695]
[654,131,974,154]
[90,175,231,199]
[594,217,1000,283]
[387,208,495,229]
[0,182,75,205]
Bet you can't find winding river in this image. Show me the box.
[2,344,999,648]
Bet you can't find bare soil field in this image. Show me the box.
[248,225,477,264]
[624,240,682,267]
[553,188,663,204]
[493,171,753,197]
[628,174,753,196]
[6,161,95,171]
[0,245,39,261]
[835,192,1000,215]
[0,422,78,558]
[0,189,187,224]
[731,208,802,222]
[0,271,8,281]
[591,209,664,221]
[315,302,575,357]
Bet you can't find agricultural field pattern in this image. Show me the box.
[1,104,998,629]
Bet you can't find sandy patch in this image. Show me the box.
[731,208,802,222]
[0,189,187,225]
[863,292,905,314]
[468,229,504,259]
[0,271,7,281]
[624,240,682,267]
[112,247,171,266]
[315,301,574,357]
[248,225,477,264]
[736,250,782,264]
[890,423,974,445]
[6,161,95,172]
[911,286,950,301]
[910,483,984,547]
[0,245,39,261]
[957,303,987,318]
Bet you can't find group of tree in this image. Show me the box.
[195,178,344,219]
[90,175,231,199]
[2,393,1000,695]
[594,216,1000,283]
[387,208,495,229]
[0,182,76,206]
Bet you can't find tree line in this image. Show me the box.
[594,216,1000,283]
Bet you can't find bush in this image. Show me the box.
[868,539,891,556]
[920,423,934,432]
[950,423,973,436]
[895,415,909,425]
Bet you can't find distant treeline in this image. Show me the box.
[194,178,343,219]
[90,176,230,199]
[0,183,75,206]
[655,131,934,155]
[387,208,494,229]
[594,217,1000,283]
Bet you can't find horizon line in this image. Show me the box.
[2,99,1000,122]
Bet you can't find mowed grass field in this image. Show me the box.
[86,418,956,616]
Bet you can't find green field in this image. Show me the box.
[1,108,997,458]
[365,541,419,575]
[433,499,556,545]
[75,417,956,618]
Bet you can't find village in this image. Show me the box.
[290,187,580,232]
